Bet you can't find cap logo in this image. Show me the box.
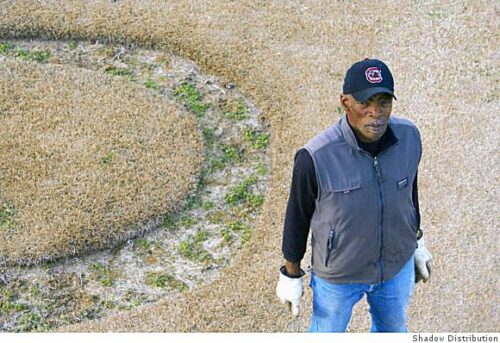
[365,67,383,83]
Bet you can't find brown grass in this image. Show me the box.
[0,58,203,266]
[0,0,498,332]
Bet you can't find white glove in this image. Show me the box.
[414,237,432,283]
[276,266,305,317]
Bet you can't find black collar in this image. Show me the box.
[341,114,399,156]
[355,125,398,156]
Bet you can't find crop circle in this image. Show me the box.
[0,58,203,266]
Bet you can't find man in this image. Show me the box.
[276,58,432,332]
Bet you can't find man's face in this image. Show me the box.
[340,93,393,143]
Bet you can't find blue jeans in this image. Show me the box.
[309,255,415,333]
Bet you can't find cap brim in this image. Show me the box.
[351,87,397,102]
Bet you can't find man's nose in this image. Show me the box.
[366,104,383,118]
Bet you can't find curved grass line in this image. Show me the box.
[0,38,270,332]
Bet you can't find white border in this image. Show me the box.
[0,333,499,343]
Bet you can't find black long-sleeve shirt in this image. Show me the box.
[282,128,420,263]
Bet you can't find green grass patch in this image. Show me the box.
[220,228,232,243]
[256,163,267,176]
[68,40,78,50]
[0,286,43,331]
[121,289,146,310]
[222,145,242,163]
[224,97,248,120]
[188,99,210,118]
[162,215,177,231]
[30,286,40,297]
[13,47,29,59]
[241,227,252,245]
[227,221,252,246]
[144,76,159,90]
[145,272,188,291]
[41,261,56,271]
[126,56,139,68]
[18,312,50,332]
[202,201,214,211]
[174,81,210,117]
[126,299,143,310]
[0,42,14,54]
[427,11,446,19]
[243,128,270,150]
[202,127,215,143]
[13,47,50,63]
[179,215,197,227]
[247,193,264,209]
[224,177,255,206]
[0,288,28,314]
[0,203,17,231]
[184,187,205,210]
[206,143,245,174]
[105,66,134,80]
[132,239,164,264]
[194,229,209,242]
[102,151,114,165]
[227,221,250,232]
[89,262,117,287]
[224,175,264,209]
[207,156,226,172]
[133,238,152,251]
[1,301,28,313]
[178,230,213,262]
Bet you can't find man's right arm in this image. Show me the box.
[281,148,318,276]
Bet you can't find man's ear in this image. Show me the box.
[340,94,349,112]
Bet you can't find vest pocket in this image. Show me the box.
[324,227,335,267]
[329,184,362,194]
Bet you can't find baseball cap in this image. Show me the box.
[342,58,397,102]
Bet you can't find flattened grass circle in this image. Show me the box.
[0,59,203,266]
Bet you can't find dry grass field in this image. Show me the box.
[0,0,498,332]
[0,58,203,266]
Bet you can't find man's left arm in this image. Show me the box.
[413,171,433,283]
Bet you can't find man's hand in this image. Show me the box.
[414,237,432,283]
[276,266,305,317]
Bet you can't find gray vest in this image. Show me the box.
[304,115,421,284]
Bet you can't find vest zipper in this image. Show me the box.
[373,156,385,282]
[359,141,398,282]
[324,227,335,267]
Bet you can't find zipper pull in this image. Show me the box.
[373,157,384,182]
[327,228,335,249]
